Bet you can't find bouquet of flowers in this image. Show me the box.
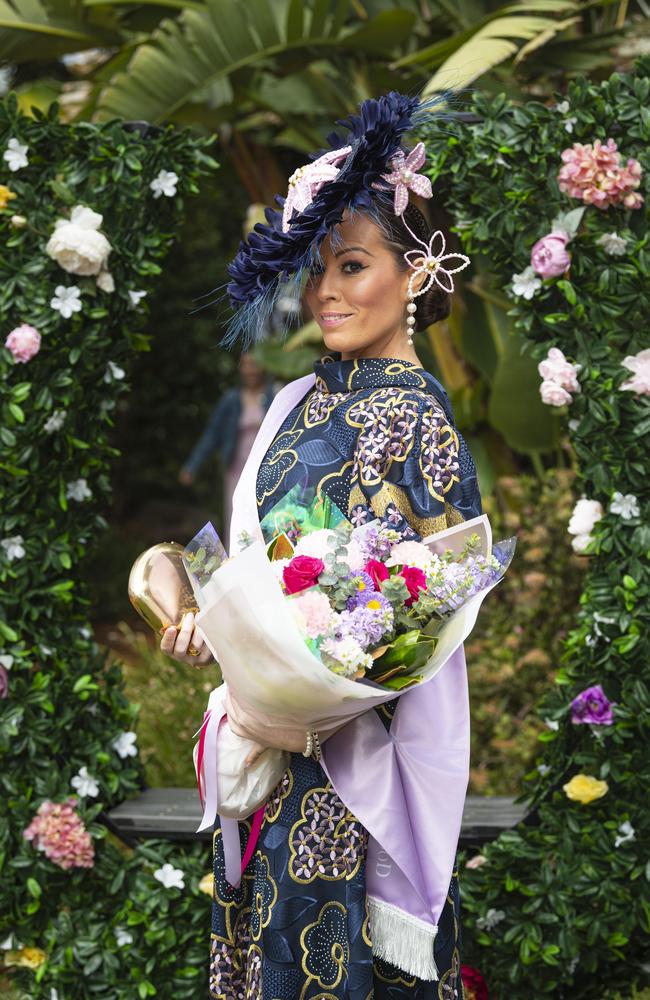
[183,489,514,821]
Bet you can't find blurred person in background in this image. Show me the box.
[179,351,276,533]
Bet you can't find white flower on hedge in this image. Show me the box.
[537,763,550,776]
[3,137,28,172]
[620,349,650,397]
[154,863,185,889]
[543,718,559,731]
[112,730,137,758]
[46,205,111,277]
[476,908,506,931]
[51,284,82,319]
[104,361,125,384]
[554,100,577,133]
[50,990,59,1000]
[71,765,99,797]
[510,266,542,300]
[567,498,603,554]
[610,491,640,520]
[115,927,133,947]
[597,232,627,256]
[10,214,27,228]
[128,289,147,308]
[66,478,92,502]
[96,270,115,293]
[150,170,178,199]
[0,654,14,670]
[1,535,25,561]
[614,821,635,848]
[44,409,67,434]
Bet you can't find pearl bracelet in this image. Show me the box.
[302,731,321,761]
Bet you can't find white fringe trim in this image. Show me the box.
[367,896,438,981]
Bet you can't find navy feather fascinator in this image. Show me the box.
[225,91,448,346]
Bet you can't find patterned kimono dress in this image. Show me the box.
[210,355,481,1000]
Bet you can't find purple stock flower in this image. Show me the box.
[0,665,8,699]
[570,684,614,725]
[336,602,392,649]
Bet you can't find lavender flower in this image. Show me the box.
[570,684,614,725]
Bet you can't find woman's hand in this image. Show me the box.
[160,612,214,668]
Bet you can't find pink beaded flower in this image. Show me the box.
[404,228,470,295]
[381,142,433,215]
[558,138,643,210]
[282,147,352,232]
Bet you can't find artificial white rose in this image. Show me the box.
[46,204,111,276]
[567,498,603,538]
[571,532,592,554]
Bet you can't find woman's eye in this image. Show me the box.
[342,260,365,274]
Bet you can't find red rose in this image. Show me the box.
[461,965,489,1000]
[364,559,389,589]
[400,565,427,606]
[282,555,325,595]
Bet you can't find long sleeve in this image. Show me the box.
[347,386,481,539]
[182,391,238,477]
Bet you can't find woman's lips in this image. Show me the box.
[320,312,352,328]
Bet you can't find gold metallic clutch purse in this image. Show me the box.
[128,542,199,634]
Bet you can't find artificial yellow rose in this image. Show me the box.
[4,946,47,969]
[563,773,609,804]
[0,185,17,210]
[198,872,214,897]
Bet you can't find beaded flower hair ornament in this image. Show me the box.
[225,91,471,346]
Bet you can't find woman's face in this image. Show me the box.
[304,213,414,361]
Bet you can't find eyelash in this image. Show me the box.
[307,260,366,284]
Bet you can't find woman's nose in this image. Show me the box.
[314,266,341,302]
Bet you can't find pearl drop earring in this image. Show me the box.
[406,296,417,346]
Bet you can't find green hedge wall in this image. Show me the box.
[0,98,219,998]
[420,61,650,998]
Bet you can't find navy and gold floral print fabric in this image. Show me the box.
[211,355,479,999]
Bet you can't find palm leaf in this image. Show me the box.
[421,12,581,93]
[0,0,123,61]
[95,0,413,123]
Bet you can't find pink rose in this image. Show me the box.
[540,380,572,407]
[399,566,427,607]
[538,347,581,393]
[5,323,41,363]
[364,559,389,589]
[530,232,571,278]
[282,555,325,595]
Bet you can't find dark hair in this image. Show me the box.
[373,200,451,332]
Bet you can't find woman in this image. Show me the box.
[179,351,275,533]
[163,93,480,999]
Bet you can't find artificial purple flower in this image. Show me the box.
[570,684,614,725]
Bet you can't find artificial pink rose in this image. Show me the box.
[461,965,489,1000]
[538,347,581,393]
[399,565,427,607]
[530,232,571,278]
[5,323,41,363]
[364,559,389,589]
[540,380,573,407]
[282,555,325,595]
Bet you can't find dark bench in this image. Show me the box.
[106,788,526,847]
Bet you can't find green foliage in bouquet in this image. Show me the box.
[421,61,650,997]
[0,98,218,997]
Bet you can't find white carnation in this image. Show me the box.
[46,204,111,276]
